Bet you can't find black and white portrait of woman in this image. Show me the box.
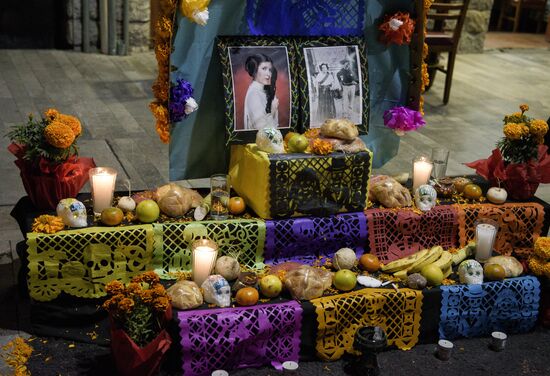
[304,45,362,128]
[228,46,291,132]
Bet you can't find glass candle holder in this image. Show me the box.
[210,174,230,220]
[412,154,433,192]
[431,147,450,179]
[191,238,219,286]
[475,218,499,262]
[89,167,117,215]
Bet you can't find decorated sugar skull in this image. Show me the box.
[414,184,437,212]
[56,198,87,227]
[256,127,284,153]
[458,259,484,285]
[201,274,231,307]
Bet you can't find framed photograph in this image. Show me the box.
[297,37,369,133]
[217,36,300,144]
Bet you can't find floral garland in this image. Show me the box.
[150,0,177,143]
[379,12,416,45]
[420,0,433,114]
[150,0,210,143]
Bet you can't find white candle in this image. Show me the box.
[490,331,507,351]
[192,241,218,286]
[89,167,117,214]
[475,223,497,262]
[413,156,433,191]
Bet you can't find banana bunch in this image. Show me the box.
[381,246,454,280]
[451,242,476,265]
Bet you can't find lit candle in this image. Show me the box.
[192,239,219,286]
[89,167,117,215]
[413,155,433,192]
[475,222,498,262]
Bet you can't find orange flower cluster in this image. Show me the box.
[103,271,171,346]
[304,128,321,139]
[311,138,333,155]
[44,120,76,149]
[32,214,65,234]
[150,0,177,143]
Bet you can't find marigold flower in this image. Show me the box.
[529,119,548,137]
[421,62,429,92]
[126,282,142,296]
[57,113,82,137]
[44,121,75,149]
[153,296,170,312]
[311,138,333,155]
[528,256,546,276]
[304,128,320,139]
[519,103,529,113]
[105,280,125,295]
[133,271,160,284]
[422,42,428,59]
[534,237,550,260]
[503,122,529,140]
[156,16,173,39]
[31,215,65,234]
[44,108,60,120]
[118,297,135,313]
[140,290,154,304]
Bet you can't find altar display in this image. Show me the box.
[8,1,550,375]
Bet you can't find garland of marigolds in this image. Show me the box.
[420,0,433,115]
[150,0,210,143]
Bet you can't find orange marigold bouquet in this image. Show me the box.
[466,104,550,200]
[103,272,171,347]
[6,109,95,209]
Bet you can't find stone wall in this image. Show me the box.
[66,0,150,54]
[459,0,494,53]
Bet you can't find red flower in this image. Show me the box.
[379,12,416,45]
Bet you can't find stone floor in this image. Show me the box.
[0,46,550,374]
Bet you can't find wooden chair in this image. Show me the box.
[497,0,548,33]
[425,0,470,105]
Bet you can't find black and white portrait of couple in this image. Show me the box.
[304,45,363,128]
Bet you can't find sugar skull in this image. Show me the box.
[56,198,88,227]
[458,259,484,285]
[202,274,231,307]
[256,127,284,154]
[414,184,437,212]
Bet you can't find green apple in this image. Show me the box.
[420,264,444,286]
[333,269,357,291]
[259,275,283,298]
[288,134,309,153]
[136,199,160,223]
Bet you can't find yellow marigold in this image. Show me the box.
[140,290,154,304]
[44,108,60,121]
[152,81,169,102]
[31,215,65,234]
[419,96,425,116]
[155,42,171,63]
[151,283,167,298]
[545,264,550,279]
[503,122,529,140]
[44,121,75,149]
[534,237,550,260]
[528,256,546,276]
[504,112,524,124]
[311,138,333,155]
[102,294,123,311]
[1,337,33,376]
[529,119,548,137]
[422,42,428,59]
[57,113,82,137]
[150,101,169,121]
[126,282,142,296]
[519,103,529,113]
[105,280,125,295]
[156,120,170,143]
[118,297,135,313]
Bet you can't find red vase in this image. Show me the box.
[8,143,96,210]
[502,179,539,201]
[109,307,173,376]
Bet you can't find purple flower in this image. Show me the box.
[169,79,195,123]
[383,106,426,133]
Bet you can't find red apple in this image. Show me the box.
[486,187,507,204]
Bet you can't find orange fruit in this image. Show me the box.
[284,131,298,144]
[453,177,472,193]
[463,184,482,200]
[235,287,259,306]
[484,263,506,281]
[101,207,124,226]
[228,197,246,215]
[359,254,381,272]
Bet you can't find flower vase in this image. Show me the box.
[8,143,96,209]
[109,306,173,376]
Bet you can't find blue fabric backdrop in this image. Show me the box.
[169,0,413,180]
